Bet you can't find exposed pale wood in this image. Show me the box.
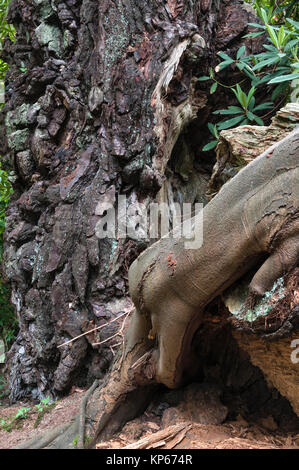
[164,427,190,449]
[122,423,192,449]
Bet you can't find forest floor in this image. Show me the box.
[0,381,299,450]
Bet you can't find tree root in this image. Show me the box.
[77,379,99,449]
[13,420,77,449]
[12,342,157,449]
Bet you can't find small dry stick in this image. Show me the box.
[92,311,129,347]
[93,311,130,364]
[109,342,122,355]
[130,350,153,370]
[58,310,131,348]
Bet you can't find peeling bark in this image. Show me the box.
[209,103,299,194]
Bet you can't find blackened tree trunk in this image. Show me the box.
[1,0,263,402]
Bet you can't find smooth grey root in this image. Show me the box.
[127,127,299,389]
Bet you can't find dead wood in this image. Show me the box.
[121,423,192,449]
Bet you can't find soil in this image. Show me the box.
[0,387,84,449]
[1,383,298,450]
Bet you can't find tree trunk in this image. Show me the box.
[1,0,265,402]
[11,125,299,450]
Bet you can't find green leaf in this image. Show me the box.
[243,68,257,81]
[202,140,218,151]
[246,86,256,107]
[217,51,233,61]
[218,59,235,70]
[227,106,245,112]
[241,62,255,74]
[210,82,218,94]
[209,67,215,78]
[252,115,264,126]
[247,22,265,30]
[277,26,285,46]
[285,39,299,51]
[271,82,288,100]
[286,18,299,30]
[213,108,243,115]
[253,102,273,111]
[243,31,264,39]
[197,76,211,81]
[268,72,299,84]
[263,44,280,52]
[236,62,245,71]
[218,115,246,130]
[237,45,246,59]
[260,7,269,24]
[207,122,216,136]
[254,51,278,60]
[252,56,280,71]
[247,111,256,121]
[266,24,280,49]
[232,84,247,109]
[248,96,256,110]
[257,69,287,85]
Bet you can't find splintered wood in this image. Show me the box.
[121,423,192,449]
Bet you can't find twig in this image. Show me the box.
[109,342,122,355]
[130,350,153,370]
[58,310,131,348]
[92,331,121,346]
[110,342,122,348]
[260,95,286,119]
[92,311,130,347]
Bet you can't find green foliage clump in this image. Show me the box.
[0,165,16,350]
[0,164,12,241]
[0,406,31,431]
[0,0,15,43]
[250,0,298,26]
[0,280,18,350]
[0,373,9,402]
[0,397,55,431]
[200,0,299,150]
[0,0,15,105]
[0,0,14,249]
[34,397,56,428]
[0,2,17,351]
